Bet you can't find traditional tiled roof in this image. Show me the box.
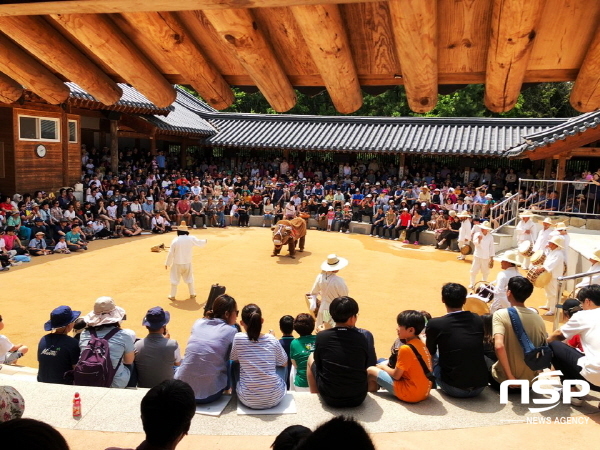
[200,113,565,155]
[142,88,216,136]
[67,82,173,115]
[504,110,600,157]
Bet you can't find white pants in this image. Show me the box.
[470,257,490,287]
[544,278,558,312]
[170,263,195,297]
[518,254,531,270]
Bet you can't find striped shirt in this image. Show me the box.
[230,333,287,409]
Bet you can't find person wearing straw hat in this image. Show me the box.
[37,306,81,384]
[456,210,472,261]
[27,231,52,256]
[165,221,207,301]
[575,248,600,289]
[515,210,536,269]
[538,235,566,315]
[469,221,495,289]
[490,251,521,313]
[309,254,349,328]
[532,217,553,254]
[550,222,570,268]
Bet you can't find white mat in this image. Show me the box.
[237,393,297,415]
[195,395,232,416]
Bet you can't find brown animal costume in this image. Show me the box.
[271,218,307,258]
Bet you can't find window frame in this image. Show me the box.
[68,119,78,144]
[18,115,61,142]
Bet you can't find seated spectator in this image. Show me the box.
[294,416,375,450]
[65,225,88,251]
[0,313,28,364]
[53,236,71,254]
[425,283,488,398]
[175,295,238,403]
[135,307,182,388]
[105,380,196,450]
[490,276,547,389]
[290,313,316,392]
[231,303,288,410]
[307,296,373,407]
[151,211,171,234]
[79,297,135,388]
[0,386,25,422]
[548,285,600,399]
[404,207,426,245]
[0,418,69,450]
[28,232,52,256]
[122,212,142,236]
[271,425,312,450]
[38,306,81,384]
[91,219,112,239]
[3,226,27,255]
[367,310,432,403]
[278,315,295,389]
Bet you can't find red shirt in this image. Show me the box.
[3,234,18,251]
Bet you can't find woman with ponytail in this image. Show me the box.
[175,295,238,403]
[230,304,288,409]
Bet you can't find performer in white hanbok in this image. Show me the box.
[550,222,570,271]
[456,211,472,261]
[309,254,349,329]
[575,248,600,289]
[469,221,495,289]
[532,217,553,254]
[515,210,536,269]
[538,236,565,316]
[490,250,521,313]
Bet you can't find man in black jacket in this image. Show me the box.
[426,283,488,397]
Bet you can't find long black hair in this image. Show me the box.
[206,294,237,320]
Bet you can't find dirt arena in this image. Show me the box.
[2,227,555,368]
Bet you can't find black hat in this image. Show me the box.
[556,298,582,315]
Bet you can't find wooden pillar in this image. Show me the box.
[180,139,188,169]
[61,111,69,186]
[543,158,553,179]
[556,155,568,198]
[283,149,290,161]
[398,154,406,178]
[134,138,141,150]
[150,132,157,156]
[100,130,107,148]
[110,119,119,175]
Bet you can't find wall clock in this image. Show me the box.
[36,144,47,158]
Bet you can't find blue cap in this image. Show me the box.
[142,307,170,331]
[44,306,81,331]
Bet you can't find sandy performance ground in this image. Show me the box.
[1,228,556,368]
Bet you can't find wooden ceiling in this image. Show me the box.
[0,0,599,114]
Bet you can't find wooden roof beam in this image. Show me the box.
[202,8,296,112]
[570,27,600,112]
[0,33,70,104]
[49,13,176,108]
[0,16,122,105]
[0,72,23,103]
[388,0,438,113]
[290,4,362,114]
[0,0,384,16]
[120,12,234,110]
[484,0,546,113]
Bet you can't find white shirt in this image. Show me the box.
[470,224,481,241]
[533,226,552,253]
[458,219,472,242]
[516,219,536,243]
[151,216,167,228]
[544,248,565,278]
[473,231,495,259]
[576,262,600,288]
[550,230,570,263]
[560,308,600,386]
[165,235,207,266]
[492,266,520,312]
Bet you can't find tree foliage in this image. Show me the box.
[187,82,579,119]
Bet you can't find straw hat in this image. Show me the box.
[178,221,188,232]
[84,296,126,327]
[479,221,493,230]
[555,222,568,231]
[321,254,348,272]
[495,250,521,266]
[588,248,600,262]
[519,210,534,218]
[542,217,554,225]
[549,235,565,249]
[457,211,471,218]
[448,210,457,217]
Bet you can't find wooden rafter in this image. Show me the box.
[484,0,547,113]
[388,0,438,113]
[0,71,23,103]
[49,13,176,108]
[120,12,234,109]
[523,126,600,160]
[202,8,296,112]
[290,4,362,114]
[0,15,122,105]
[0,33,70,104]
[570,27,600,112]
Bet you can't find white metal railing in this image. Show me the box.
[490,192,519,232]
[518,178,600,217]
[552,269,600,330]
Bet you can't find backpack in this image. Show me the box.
[72,328,123,387]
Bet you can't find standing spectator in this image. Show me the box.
[135,307,182,388]
[339,202,352,234]
[175,295,238,403]
[425,284,488,398]
[38,306,81,384]
[230,304,288,410]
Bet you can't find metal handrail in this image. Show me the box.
[552,269,600,330]
[490,192,518,232]
[518,178,600,217]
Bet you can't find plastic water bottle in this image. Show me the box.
[73,392,81,418]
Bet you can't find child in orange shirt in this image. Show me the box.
[367,310,433,403]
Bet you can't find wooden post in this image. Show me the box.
[135,138,141,150]
[180,139,188,169]
[150,131,157,156]
[543,158,553,179]
[398,154,406,178]
[62,110,69,186]
[570,27,600,112]
[110,120,119,175]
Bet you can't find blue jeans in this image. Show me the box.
[217,212,225,227]
[376,369,396,395]
[433,364,486,398]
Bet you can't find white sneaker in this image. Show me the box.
[203,225,207,229]
[544,311,555,316]
[193,225,197,229]
[339,230,342,233]
[468,285,474,289]
[570,396,584,407]
[346,231,350,234]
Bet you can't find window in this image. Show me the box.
[68,120,78,143]
[18,115,60,142]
